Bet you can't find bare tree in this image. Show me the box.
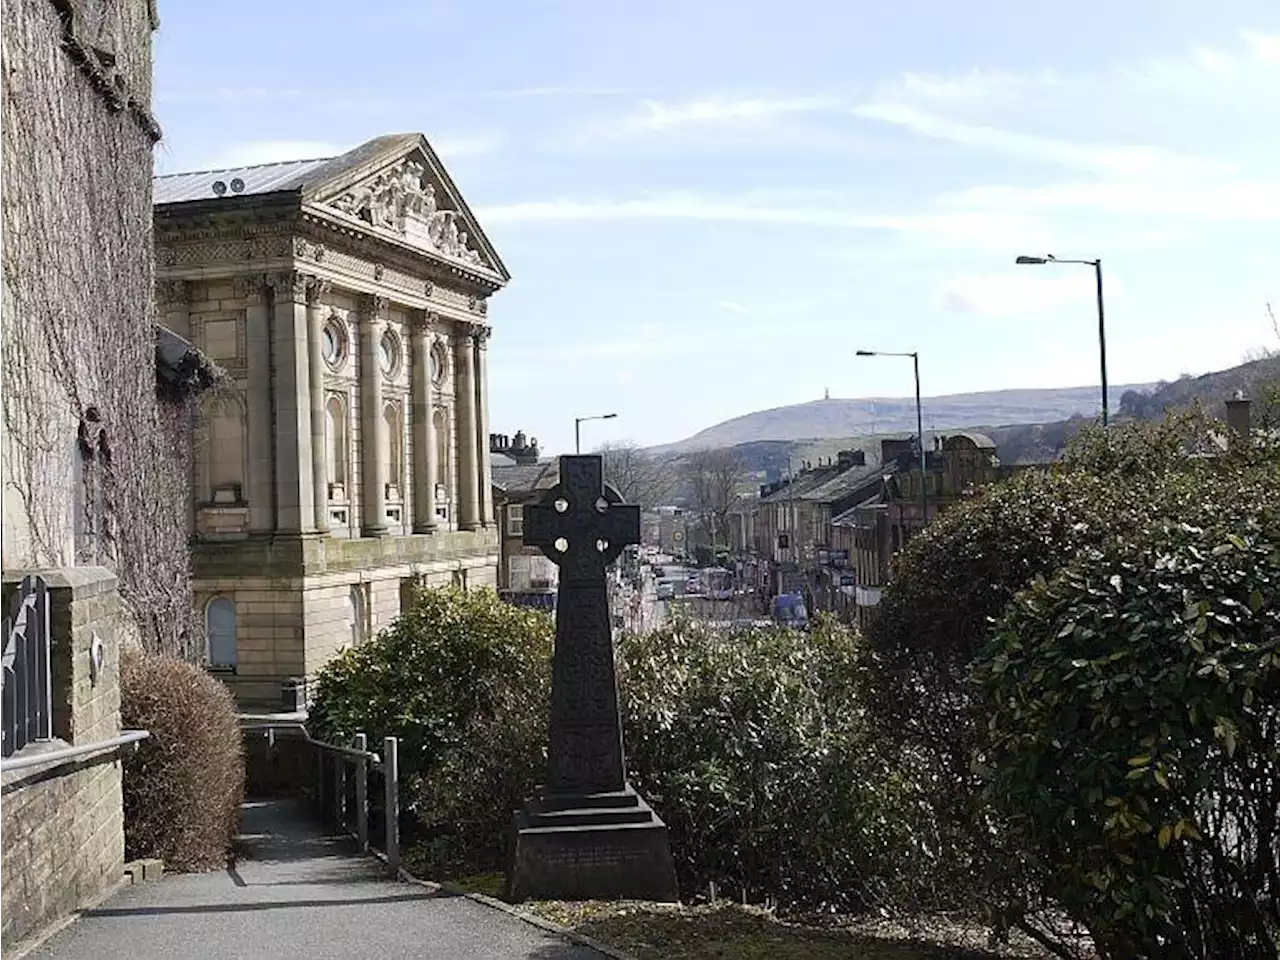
[681,447,748,548]
[595,441,674,510]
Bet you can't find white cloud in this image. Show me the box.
[1121,28,1280,91]
[850,103,1232,180]
[945,179,1280,223]
[478,194,1051,249]
[714,300,751,314]
[599,95,839,138]
[872,68,1061,110]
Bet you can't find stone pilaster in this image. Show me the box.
[268,271,317,534]
[238,275,275,533]
[159,278,190,339]
[359,295,389,537]
[453,327,480,532]
[473,326,493,527]
[410,311,437,533]
[305,278,331,535]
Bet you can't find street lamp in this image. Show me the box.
[855,349,927,527]
[574,412,617,454]
[1016,253,1109,426]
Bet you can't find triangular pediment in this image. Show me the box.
[302,134,508,281]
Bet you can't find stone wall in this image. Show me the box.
[1,567,128,951]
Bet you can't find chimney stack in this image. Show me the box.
[1225,391,1252,445]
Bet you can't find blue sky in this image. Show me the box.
[153,1,1280,454]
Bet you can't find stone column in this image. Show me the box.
[239,275,275,533]
[453,327,480,531]
[306,279,332,535]
[268,271,316,534]
[473,327,493,527]
[359,295,389,537]
[410,311,437,533]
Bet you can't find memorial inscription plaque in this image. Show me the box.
[507,455,678,902]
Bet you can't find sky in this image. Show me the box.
[152,1,1280,455]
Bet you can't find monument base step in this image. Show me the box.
[508,784,679,902]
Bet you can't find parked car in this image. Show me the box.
[771,593,809,629]
[656,580,676,601]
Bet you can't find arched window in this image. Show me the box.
[433,408,448,489]
[383,402,404,491]
[325,394,348,494]
[346,585,366,647]
[206,597,237,668]
[202,394,246,501]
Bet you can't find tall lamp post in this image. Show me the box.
[574,412,617,454]
[1016,254,1109,426]
[856,349,927,527]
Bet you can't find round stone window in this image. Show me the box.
[321,318,347,368]
[379,330,401,377]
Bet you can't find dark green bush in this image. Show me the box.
[307,584,553,873]
[975,462,1280,958]
[120,650,245,871]
[619,612,924,911]
[863,408,1280,916]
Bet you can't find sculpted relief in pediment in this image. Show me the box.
[328,158,487,269]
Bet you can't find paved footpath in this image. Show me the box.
[29,799,606,960]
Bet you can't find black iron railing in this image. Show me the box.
[2,576,52,758]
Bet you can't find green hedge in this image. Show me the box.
[975,463,1280,958]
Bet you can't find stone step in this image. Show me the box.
[523,805,655,829]
[534,788,643,812]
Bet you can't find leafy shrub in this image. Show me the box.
[863,408,1280,915]
[619,613,923,912]
[120,650,245,870]
[975,461,1280,959]
[307,584,553,873]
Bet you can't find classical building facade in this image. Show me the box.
[153,134,509,706]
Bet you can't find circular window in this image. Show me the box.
[321,318,347,368]
[429,344,444,384]
[379,330,401,377]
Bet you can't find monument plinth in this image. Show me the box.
[507,455,678,902]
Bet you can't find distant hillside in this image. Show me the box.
[1118,355,1280,422]
[658,384,1147,454]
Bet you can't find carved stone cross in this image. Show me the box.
[524,455,639,793]
[510,454,677,902]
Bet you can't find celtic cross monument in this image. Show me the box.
[507,455,678,902]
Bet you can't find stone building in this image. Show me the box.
[153,134,509,706]
[2,0,216,947]
[491,442,559,609]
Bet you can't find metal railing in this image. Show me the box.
[241,722,400,875]
[0,729,150,773]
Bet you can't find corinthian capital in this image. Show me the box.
[233,273,269,303]
[409,309,439,335]
[305,276,332,306]
[157,278,189,305]
[471,325,492,347]
[358,293,389,322]
[268,270,308,302]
